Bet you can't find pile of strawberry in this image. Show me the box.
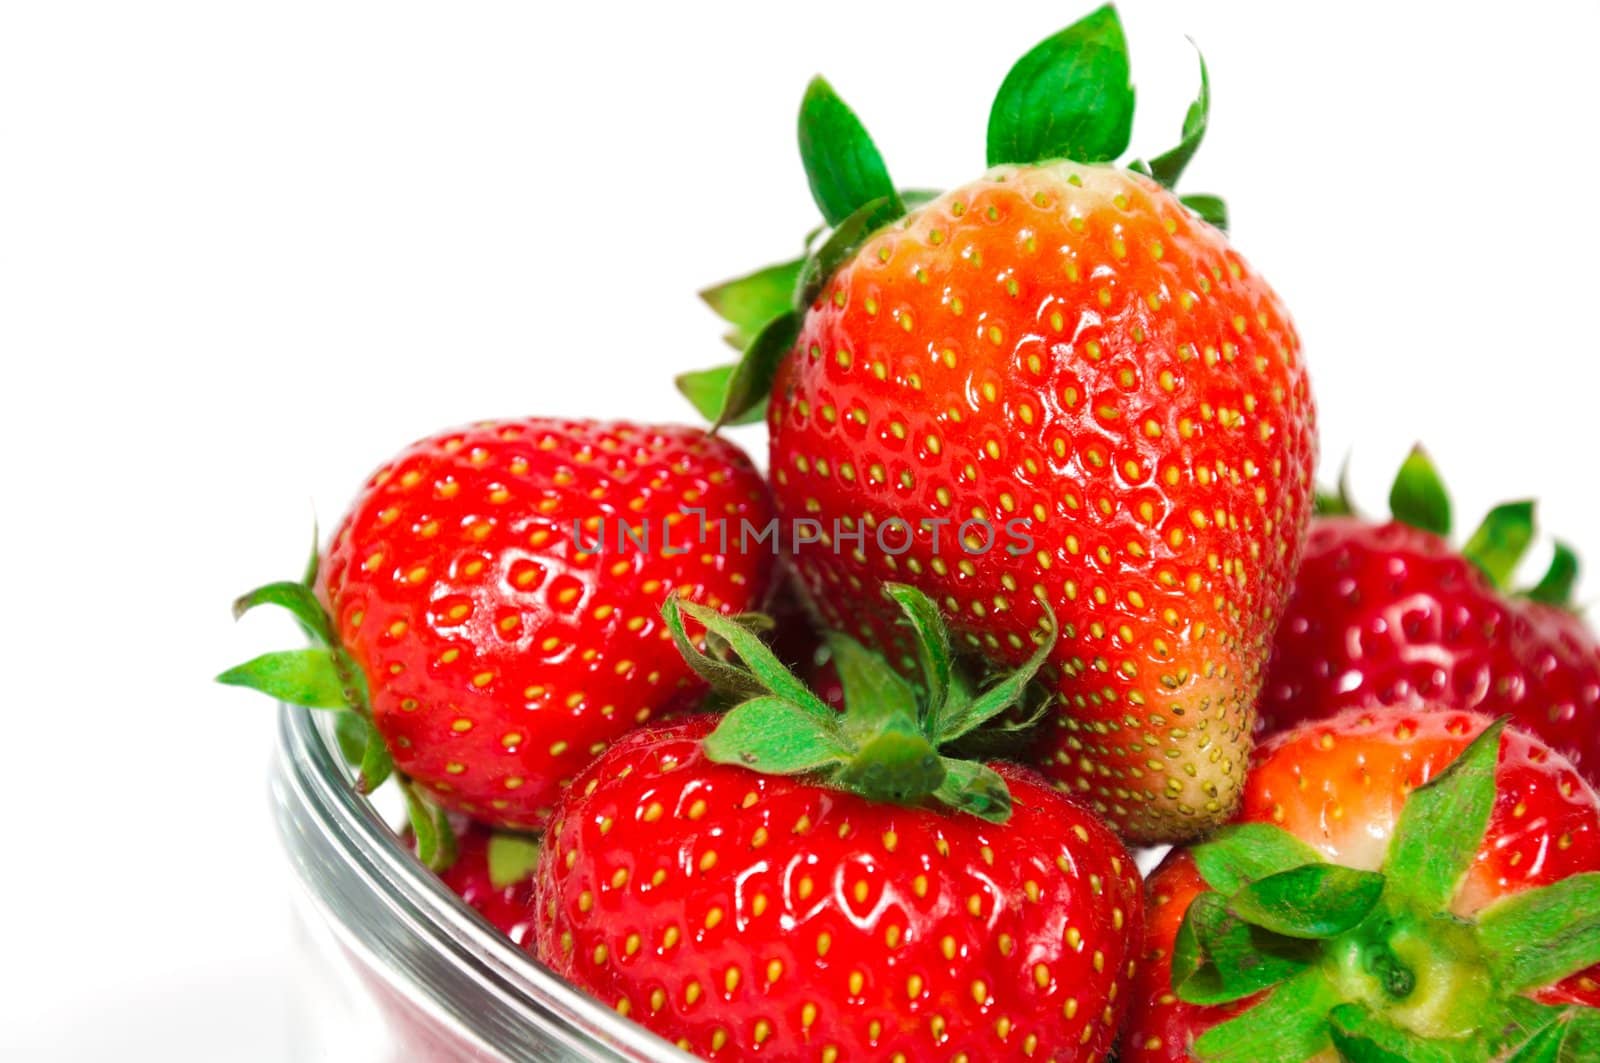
[224,7,1600,1060]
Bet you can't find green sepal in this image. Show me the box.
[1505,1008,1600,1063]
[1462,500,1535,588]
[898,187,941,210]
[1525,541,1580,608]
[1190,970,1336,1061]
[827,633,917,744]
[798,76,901,227]
[1147,46,1210,188]
[795,195,902,310]
[711,310,800,430]
[485,832,542,890]
[699,258,806,351]
[1173,891,1318,1005]
[1477,871,1600,992]
[882,582,952,728]
[355,716,394,794]
[931,757,1011,823]
[675,365,768,427]
[334,711,369,766]
[833,719,945,805]
[661,595,773,703]
[1326,1002,1466,1063]
[1229,863,1385,940]
[985,4,1134,167]
[233,579,334,645]
[216,648,354,710]
[302,519,322,586]
[703,695,851,774]
[1389,446,1453,537]
[1180,193,1228,232]
[402,781,457,873]
[931,606,1056,744]
[1385,719,1504,912]
[674,599,833,720]
[1191,822,1324,895]
[1126,158,1152,177]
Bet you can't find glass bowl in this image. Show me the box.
[271,703,691,1062]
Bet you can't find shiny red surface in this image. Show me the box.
[768,163,1316,842]
[318,419,776,829]
[533,717,1143,1061]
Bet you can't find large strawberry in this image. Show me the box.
[533,586,1143,1060]
[679,6,1315,842]
[221,418,776,838]
[1122,706,1600,1061]
[1260,447,1600,784]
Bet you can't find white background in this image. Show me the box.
[4,1,1598,1058]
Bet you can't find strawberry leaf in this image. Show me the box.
[673,598,834,720]
[1505,1008,1600,1062]
[699,258,805,349]
[233,579,333,645]
[675,365,768,427]
[833,720,945,805]
[1326,1003,1462,1063]
[931,603,1057,744]
[1477,872,1600,992]
[1314,457,1357,517]
[355,717,394,794]
[1191,822,1323,895]
[882,583,953,728]
[485,833,541,890]
[1173,892,1318,1005]
[986,4,1134,167]
[1462,500,1535,588]
[795,195,903,309]
[712,310,800,430]
[402,781,457,873]
[1180,192,1228,232]
[1385,719,1504,911]
[827,633,917,744]
[932,757,1011,823]
[1389,445,1452,537]
[216,648,352,709]
[1190,971,1337,1062]
[798,77,901,227]
[661,595,776,703]
[334,711,369,766]
[1228,864,1385,940]
[704,695,851,774]
[1147,46,1209,189]
[1525,540,1580,608]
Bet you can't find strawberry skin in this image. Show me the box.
[533,716,1143,1061]
[769,162,1316,843]
[1123,707,1600,1061]
[317,419,775,828]
[433,822,539,946]
[1259,515,1600,783]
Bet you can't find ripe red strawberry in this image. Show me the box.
[533,586,1143,1060]
[1260,447,1600,784]
[427,821,541,945]
[1122,706,1600,1061]
[221,418,776,834]
[682,8,1315,842]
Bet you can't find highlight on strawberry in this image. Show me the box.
[681,2,1317,845]
[220,418,777,863]
[532,584,1144,1060]
[1123,705,1600,1061]
[1263,445,1600,784]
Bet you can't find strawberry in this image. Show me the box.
[1260,447,1600,784]
[430,821,542,946]
[1122,706,1600,1062]
[221,418,776,838]
[533,586,1143,1060]
[680,6,1315,843]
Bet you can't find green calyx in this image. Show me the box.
[1177,720,1600,1062]
[678,4,1226,427]
[662,584,1057,822]
[220,527,456,870]
[1314,445,1583,610]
